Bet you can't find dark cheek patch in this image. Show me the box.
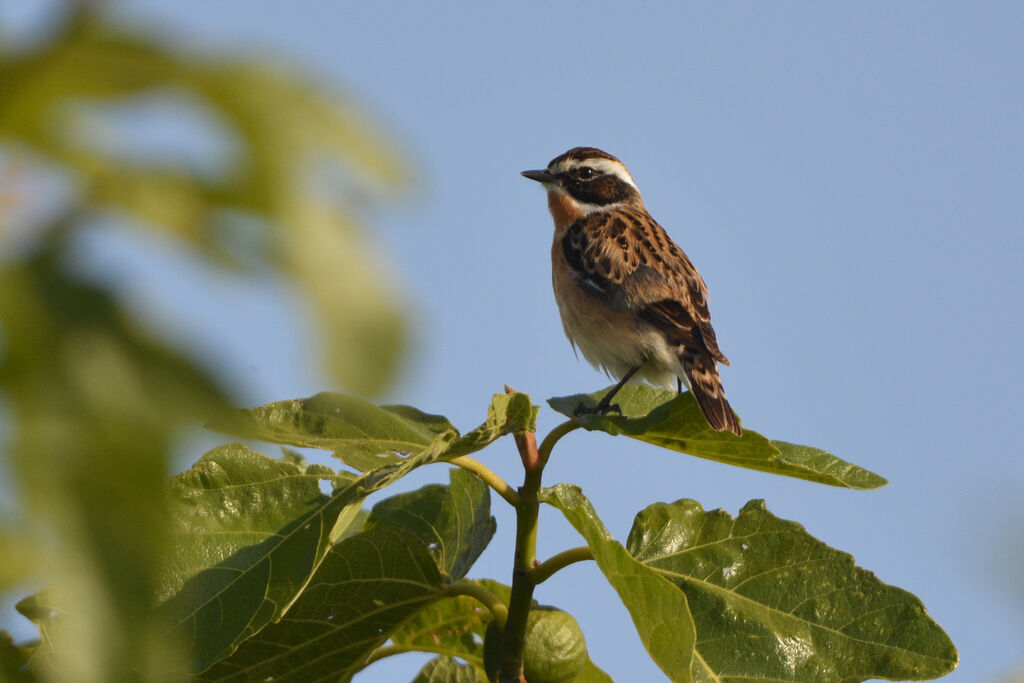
[568,175,635,206]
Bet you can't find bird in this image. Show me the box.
[522,147,741,435]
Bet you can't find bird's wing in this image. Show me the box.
[561,208,729,364]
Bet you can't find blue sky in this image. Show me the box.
[4,1,1023,681]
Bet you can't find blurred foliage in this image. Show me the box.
[0,2,410,680]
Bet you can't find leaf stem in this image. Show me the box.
[537,419,580,469]
[443,579,509,627]
[447,455,521,507]
[529,546,594,585]
[364,643,447,666]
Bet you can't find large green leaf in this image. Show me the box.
[156,439,450,673]
[540,484,696,683]
[156,445,346,670]
[413,656,489,683]
[194,464,501,680]
[200,524,446,682]
[387,579,509,670]
[549,386,886,489]
[218,390,537,470]
[368,468,496,580]
[627,498,959,682]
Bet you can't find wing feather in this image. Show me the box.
[561,208,728,364]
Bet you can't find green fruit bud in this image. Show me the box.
[482,606,587,683]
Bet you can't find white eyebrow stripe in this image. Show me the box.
[551,157,638,190]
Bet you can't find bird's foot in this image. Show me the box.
[573,400,622,417]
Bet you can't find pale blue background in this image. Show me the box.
[3,2,1022,681]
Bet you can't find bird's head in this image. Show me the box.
[522,147,642,212]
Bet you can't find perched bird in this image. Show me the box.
[522,147,741,435]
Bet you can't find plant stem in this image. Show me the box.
[498,425,544,683]
[529,546,594,585]
[443,578,508,627]
[447,455,521,507]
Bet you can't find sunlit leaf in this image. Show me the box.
[218,390,537,470]
[368,468,496,580]
[549,385,886,489]
[540,484,696,683]
[628,498,959,682]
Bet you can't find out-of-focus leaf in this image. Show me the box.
[540,484,696,683]
[200,525,445,682]
[0,247,231,681]
[549,386,886,489]
[282,196,407,394]
[1,9,412,395]
[0,630,36,683]
[369,468,496,580]
[412,656,489,683]
[628,498,959,682]
[0,527,38,591]
[218,390,537,470]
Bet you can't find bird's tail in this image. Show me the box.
[682,354,741,436]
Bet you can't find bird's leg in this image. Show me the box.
[676,377,683,394]
[575,361,645,416]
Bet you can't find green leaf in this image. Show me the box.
[627,498,959,682]
[549,385,886,489]
[444,391,539,459]
[389,579,510,669]
[218,390,537,469]
[369,468,496,580]
[200,524,446,682]
[156,444,347,670]
[157,439,448,673]
[576,657,615,683]
[217,392,456,465]
[540,484,696,683]
[412,656,489,683]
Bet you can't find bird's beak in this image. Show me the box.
[521,169,556,184]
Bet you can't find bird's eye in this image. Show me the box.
[577,167,596,179]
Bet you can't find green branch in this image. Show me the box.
[448,455,521,507]
[529,546,594,585]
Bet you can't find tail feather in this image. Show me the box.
[682,355,741,436]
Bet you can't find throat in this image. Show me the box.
[546,190,588,228]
